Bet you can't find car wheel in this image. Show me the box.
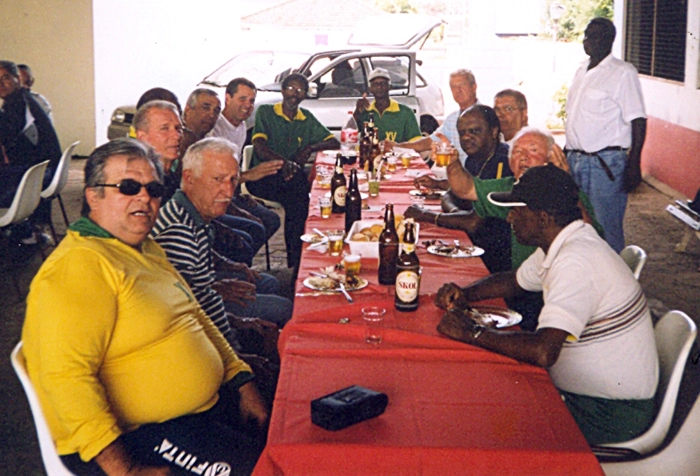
[420,115,439,135]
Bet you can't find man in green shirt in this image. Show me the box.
[248,73,339,268]
[353,67,422,144]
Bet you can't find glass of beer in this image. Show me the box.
[343,254,362,279]
[387,156,397,172]
[319,172,332,189]
[368,173,380,197]
[319,196,332,218]
[435,142,452,167]
[327,230,345,256]
[401,154,412,169]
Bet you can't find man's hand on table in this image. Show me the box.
[212,279,257,307]
[437,308,479,344]
[435,282,471,311]
[413,175,447,191]
[238,381,269,428]
[404,204,435,223]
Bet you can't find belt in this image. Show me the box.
[564,147,628,181]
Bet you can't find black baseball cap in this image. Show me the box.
[487,164,579,214]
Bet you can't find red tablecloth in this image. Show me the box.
[252,153,603,475]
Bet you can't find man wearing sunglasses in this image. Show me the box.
[249,73,339,268]
[23,138,268,475]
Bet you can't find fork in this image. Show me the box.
[338,282,354,303]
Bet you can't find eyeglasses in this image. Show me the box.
[94,179,165,198]
[284,85,307,95]
[494,106,521,114]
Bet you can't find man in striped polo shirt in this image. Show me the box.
[151,138,293,344]
[435,164,658,446]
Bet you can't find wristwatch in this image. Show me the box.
[470,324,486,341]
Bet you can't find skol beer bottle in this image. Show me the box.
[378,204,399,285]
[345,168,362,233]
[331,153,346,214]
[395,219,420,312]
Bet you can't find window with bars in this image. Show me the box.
[625,0,687,82]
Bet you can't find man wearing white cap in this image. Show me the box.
[353,67,422,144]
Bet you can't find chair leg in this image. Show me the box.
[57,194,70,228]
[265,239,271,270]
[47,218,58,245]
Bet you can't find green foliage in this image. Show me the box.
[546,83,569,130]
[375,0,418,14]
[546,0,613,41]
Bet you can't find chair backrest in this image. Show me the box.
[620,245,647,280]
[241,144,253,173]
[41,141,80,199]
[0,160,49,228]
[601,391,700,476]
[602,310,697,455]
[10,342,76,475]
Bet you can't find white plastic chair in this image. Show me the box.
[41,141,80,241]
[11,342,76,476]
[602,391,700,476]
[0,160,49,228]
[595,310,697,456]
[240,145,283,270]
[620,245,647,280]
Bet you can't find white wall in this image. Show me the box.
[0,0,95,156]
[93,0,245,146]
[617,0,700,132]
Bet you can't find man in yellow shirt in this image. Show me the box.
[22,138,267,475]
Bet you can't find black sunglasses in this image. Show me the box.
[94,179,165,199]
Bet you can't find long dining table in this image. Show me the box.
[252,152,603,475]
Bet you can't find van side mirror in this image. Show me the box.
[307,83,318,98]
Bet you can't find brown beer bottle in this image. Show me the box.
[378,204,399,285]
[359,123,371,171]
[331,153,346,214]
[395,219,420,312]
[370,127,381,175]
[345,168,362,233]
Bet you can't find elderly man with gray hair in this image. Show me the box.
[151,137,293,333]
[23,137,268,475]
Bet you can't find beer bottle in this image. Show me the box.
[395,219,420,312]
[378,204,399,285]
[370,127,381,175]
[331,153,346,214]
[359,123,371,170]
[345,168,362,233]
[367,112,375,132]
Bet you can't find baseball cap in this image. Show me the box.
[368,68,391,83]
[487,164,579,214]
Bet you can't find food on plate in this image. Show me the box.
[307,276,338,291]
[301,232,326,243]
[465,307,499,327]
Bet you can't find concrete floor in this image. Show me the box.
[1,157,699,474]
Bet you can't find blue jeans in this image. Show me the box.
[567,149,627,253]
[216,270,293,327]
[233,195,281,242]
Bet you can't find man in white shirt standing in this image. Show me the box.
[565,17,647,253]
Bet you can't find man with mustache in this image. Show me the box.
[152,137,293,330]
[23,138,268,475]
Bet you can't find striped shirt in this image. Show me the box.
[151,190,233,343]
[517,221,658,400]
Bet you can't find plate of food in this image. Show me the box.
[303,275,369,292]
[426,242,484,258]
[464,305,522,328]
[301,232,328,244]
[409,189,446,200]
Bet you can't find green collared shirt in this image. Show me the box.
[251,103,334,167]
[356,99,422,143]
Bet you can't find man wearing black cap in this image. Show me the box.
[435,164,659,446]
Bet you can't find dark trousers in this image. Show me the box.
[61,382,265,476]
[247,169,310,268]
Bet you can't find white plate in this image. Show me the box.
[301,233,328,244]
[427,244,484,258]
[409,189,446,199]
[472,306,522,328]
[303,276,369,292]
